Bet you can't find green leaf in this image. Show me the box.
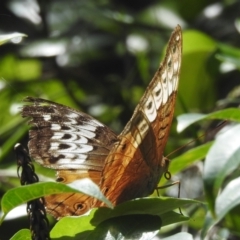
[0,55,42,80]
[10,229,31,240]
[214,146,240,198]
[183,30,216,54]
[203,124,240,213]
[50,210,97,239]
[91,197,196,225]
[216,43,240,68]
[178,29,217,112]
[1,180,112,222]
[0,121,28,162]
[51,197,193,239]
[0,33,27,45]
[215,177,240,222]
[201,178,240,238]
[88,214,161,240]
[177,113,206,132]
[177,108,240,132]
[168,142,213,176]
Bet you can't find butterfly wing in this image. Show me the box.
[44,169,101,218]
[22,97,117,218]
[100,25,182,205]
[22,97,117,170]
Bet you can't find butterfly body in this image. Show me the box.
[22,25,182,219]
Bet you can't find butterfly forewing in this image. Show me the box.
[99,25,182,205]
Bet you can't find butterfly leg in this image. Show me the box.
[156,180,183,215]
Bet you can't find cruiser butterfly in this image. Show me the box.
[22,25,182,219]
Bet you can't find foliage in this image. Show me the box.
[1,0,240,239]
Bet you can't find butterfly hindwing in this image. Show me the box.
[44,169,101,218]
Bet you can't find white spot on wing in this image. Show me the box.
[51,124,61,130]
[173,60,179,74]
[167,57,173,81]
[51,132,65,140]
[80,124,97,132]
[173,75,178,90]
[137,117,149,139]
[50,153,88,167]
[52,124,97,139]
[78,129,96,139]
[43,115,51,121]
[131,117,149,148]
[143,94,157,122]
[162,77,168,104]
[51,132,89,144]
[152,81,162,109]
[162,70,167,82]
[64,118,78,125]
[50,142,93,153]
[168,74,173,95]
[133,131,142,148]
[67,112,79,118]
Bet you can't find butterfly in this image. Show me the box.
[22,25,182,219]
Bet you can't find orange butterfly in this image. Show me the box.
[22,25,182,219]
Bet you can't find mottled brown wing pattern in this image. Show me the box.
[22,97,117,218]
[22,97,117,170]
[99,25,182,205]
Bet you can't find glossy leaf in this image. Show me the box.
[203,124,240,213]
[215,177,240,221]
[1,180,112,222]
[168,142,213,176]
[10,229,31,240]
[88,214,161,240]
[177,108,240,132]
[51,197,194,239]
[91,197,193,225]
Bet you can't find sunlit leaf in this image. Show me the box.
[178,29,216,112]
[10,229,31,240]
[177,108,240,132]
[168,142,213,176]
[0,33,27,45]
[51,197,193,239]
[1,180,112,221]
